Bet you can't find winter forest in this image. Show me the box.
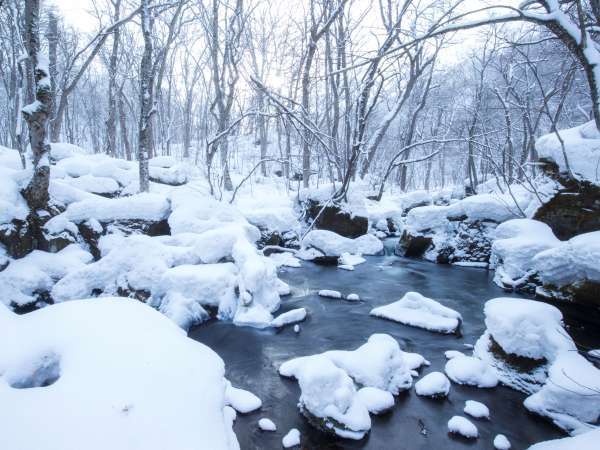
[1,0,599,449]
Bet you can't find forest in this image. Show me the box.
[0,1,599,449]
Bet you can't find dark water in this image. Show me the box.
[189,245,571,450]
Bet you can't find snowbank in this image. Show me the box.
[536,120,600,185]
[370,291,462,334]
[0,299,239,450]
[528,428,600,450]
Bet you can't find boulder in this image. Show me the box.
[305,200,368,239]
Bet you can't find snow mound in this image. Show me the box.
[445,355,498,388]
[532,231,600,289]
[318,289,342,299]
[258,418,276,431]
[282,428,301,448]
[536,120,600,185]
[524,352,600,435]
[225,381,262,414]
[356,387,395,414]
[494,434,511,449]
[279,334,422,439]
[269,251,301,268]
[0,299,239,450]
[447,416,478,439]
[414,371,451,398]
[0,245,93,308]
[473,298,575,393]
[527,428,600,450]
[491,219,559,288]
[270,308,307,328]
[50,142,92,161]
[370,291,462,334]
[464,400,489,419]
[447,193,521,223]
[300,229,383,258]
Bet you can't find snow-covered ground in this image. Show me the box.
[0,299,239,450]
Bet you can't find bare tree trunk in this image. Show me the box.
[105,0,121,157]
[137,0,154,193]
[22,0,51,211]
[46,8,58,142]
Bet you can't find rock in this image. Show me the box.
[534,159,600,240]
[0,218,37,258]
[395,231,432,258]
[305,200,368,239]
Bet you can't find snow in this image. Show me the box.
[464,400,490,419]
[339,252,366,267]
[0,165,29,223]
[258,418,276,431]
[532,231,600,289]
[282,428,301,448]
[444,355,499,388]
[301,229,383,258]
[405,204,450,232]
[480,298,575,362]
[318,289,342,299]
[356,387,395,414]
[346,293,360,301]
[64,174,121,196]
[50,192,170,224]
[527,428,600,450]
[270,308,307,328]
[0,245,93,308]
[0,299,239,450]
[524,351,600,435]
[225,381,262,414]
[447,416,479,439]
[400,189,432,211]
[370,291,462,334]
[445,350,466,359]
[491,219,560,288]
[536,120,600,185]
[494,434,511,449]
[294,324,300,333]
[269,251,301,268]
[414,371,451,398]
[447,193,521,223]
[279,334,422,439]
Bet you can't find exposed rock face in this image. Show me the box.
[0,219,37,258]
[396,220,495,265]
[305,200,368,239]
[534,159,600,240]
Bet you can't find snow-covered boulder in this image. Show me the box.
[270,308,307,328]
[447,416,478,439]
[524,352,600,435]
[300,229,383,259]
[414,372,451,398]
[491,219,560,291]
[464,400,489,419]
[0,299,239,450]
[532,231,600,304]
[370,291,462,334]
[474,298,575,393]
[444,355,498,388]
[279,334,421,439]
[527,428,600,450]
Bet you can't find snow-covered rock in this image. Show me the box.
[282,428,301,448]
[318,289,342,299]
[269,251,301,268]
[225,381,262,414]
[279,334,421,439]
[524,352,600,435]
[0,299,239,450]
[301,229,383,259]
[536,120,600,185]
[414,372,451,398]
[532,231,600,303]
[445,355,498,388]
[494,434,511,449]
[270,308,307,328]
[339,252,366,267]
[527,428,600,450]
[356,387,395,414]
[474,298,575,393]
[464,400,489,419]
[346,293,360,301]
[491,219,560,290]
[258,418,276,431]
[370,291,462,334]
[447,416,478,439]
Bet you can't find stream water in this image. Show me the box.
[189,242,588,449]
